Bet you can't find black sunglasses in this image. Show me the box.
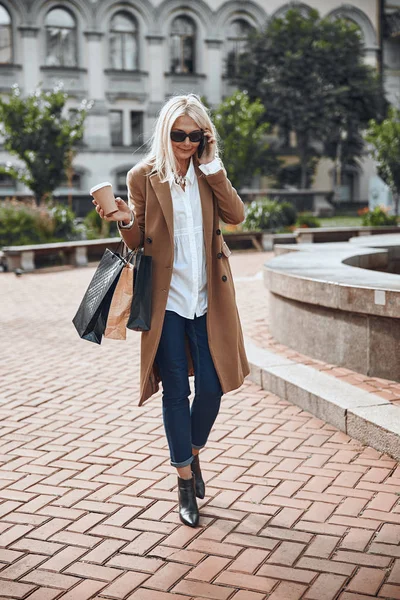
[170,129,204,143]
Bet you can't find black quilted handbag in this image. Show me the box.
[72,245,132,344]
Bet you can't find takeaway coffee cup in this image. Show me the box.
[90,182,118,217]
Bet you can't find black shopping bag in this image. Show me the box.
[72,248,127,344]
[127,248,152,331]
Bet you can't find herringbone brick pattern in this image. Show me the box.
[0,256,399,599]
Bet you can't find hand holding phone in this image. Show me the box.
[197,135,206,159]
[198,129,216,164]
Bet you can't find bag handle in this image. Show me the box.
[131,246,144,268]
[115,239,135,265]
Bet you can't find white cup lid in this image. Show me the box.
[90,181,112,195]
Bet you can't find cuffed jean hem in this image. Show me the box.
[171,454,194,468]
[191,443,206,450]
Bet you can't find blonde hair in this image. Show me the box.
[145,94,219,182]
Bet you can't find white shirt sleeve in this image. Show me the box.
[198,158,222,176]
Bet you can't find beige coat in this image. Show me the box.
[119,160,250,406]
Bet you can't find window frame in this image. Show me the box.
[130,111,143,147]
[109,11,139,71]
[0,170,16,189]
[0,3,12,64]
[110,109,124,147]
[44,6,78,68]
[115,170,128,192]
[58,170,82,191]
[169,15,196,74]
[226,18,254,78]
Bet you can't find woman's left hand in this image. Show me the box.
[198,129,217,165]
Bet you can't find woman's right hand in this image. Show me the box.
[92,197,132,224]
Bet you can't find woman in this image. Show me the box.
[94,94,249,527]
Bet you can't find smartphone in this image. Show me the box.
[198,134,206,159]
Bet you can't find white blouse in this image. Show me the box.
[166,157,221,320]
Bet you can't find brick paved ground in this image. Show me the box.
[0,254,400,600]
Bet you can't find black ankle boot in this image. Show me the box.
[191,454,205,499]
[177,476,199,528]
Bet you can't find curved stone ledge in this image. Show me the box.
[265,237,400,381]
[350,232,400,248]
[349,233,400,274]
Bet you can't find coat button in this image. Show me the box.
[216,229,221,235]
[217,252,222,259]
[146,237,152,244]
[222,275,227,282]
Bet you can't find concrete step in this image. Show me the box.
[245,337,400,460]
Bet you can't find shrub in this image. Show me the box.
[360,206,398,227]
[280,202,298,227]
[243,197,298,231]
[0,200,80,247]
[357,207,369,217]
[0,201,52,246]
[83,209,118,239]
[49,204,77,240]
[296,213,321,228]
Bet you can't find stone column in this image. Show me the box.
[18,27,40,94]
[83,31,110,149]
[205,39,223,107]
[146,35,166,104]
[123,109,131,146]
[364,47,379,68]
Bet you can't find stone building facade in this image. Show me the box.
[0,0,399,203]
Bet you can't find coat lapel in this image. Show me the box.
[196,166,214,254]
[149,172,173,244]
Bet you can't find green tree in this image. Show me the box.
[0,83,91,204]
[365,107,400,215]
[212,90,280,189]
[235,8,386,188]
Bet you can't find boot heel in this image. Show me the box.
[177,476,199,528]
[191,454,205,499]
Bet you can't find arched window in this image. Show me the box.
[110,12,138,70]
[0,170,16,189]
[59,171,82,190]
[170,16,196,74]
[0,4,12,64]
[45,7,77,67]
[226,19,253,78]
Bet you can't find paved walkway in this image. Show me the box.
[0,253,399,600]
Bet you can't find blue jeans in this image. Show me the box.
[155,311,222,468]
